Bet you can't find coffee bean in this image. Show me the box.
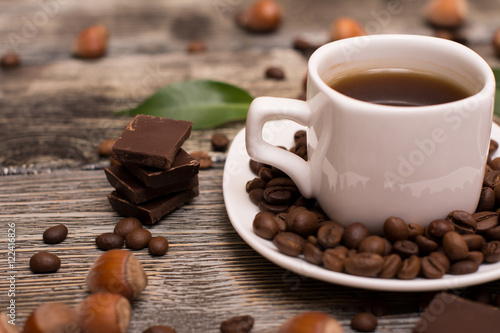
[322,248,345,272]
[383,217,408,242]
[148,236,169,256]
[485,225,500,240]
[273,232,305,257]
[271,165,288,178]
[330,245,349,257]
[30,252,61,273]
[494,183,500,205]
[350,312,377,332]
[429,252,450,272]
[317,224,342,249]
[306,235,318,246]
[482,241,500,263]
[266,177,296,188]
[275,213,287,232]
[342,222,370,249]
[407,223,425,240]
[318,220,345,236]
[114,217,143,238]
[363,296,389,317]
[421,256,446,279]
[143,325,177,333]
[294,130,306,143]
[378,254,403,279]
[473,211,498,233]
[258,167,275,182]
[293,195,315,208]
[220,315,254,333]
[258,201,289,214]
[449,260,479,275]
[265,66,285,80]
[358,235,386,255]
[397,255,421,280]
[125,228,152,250]
[415,235,439,255]
[253,212,280,240]
[347,249,358,258]
[43,224,68,244]
[246,178,267,192]
[95,232,124,251]
[425,219,454,239]
[249,188,265,205]
[211,133,229,152]
[447,210,476,234]
[484,170,500,188]
[344,253,384,277]
[443,231,469,261]
[382,238,393,256]
[1,52,20,69]
[393,240,419,258]
[191,151,212,169]
[490,139,499,155]
[249,159,266,175]
[461,234,486,251]
[264,186,294,205]
[98,139,116,156]
[303,242,323,265]
[476,187,496,212]
[286,206,319,237]
[466,251,484,265]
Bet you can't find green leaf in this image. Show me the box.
[493,68,500,117]
[114,79,254,130]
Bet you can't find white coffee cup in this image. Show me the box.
[246,34,495,233]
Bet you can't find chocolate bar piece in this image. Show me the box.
[108,188,199,225]
[413,292,500,333]
[124,149,199,188]
[112,115,193,169]
[105,165,198,204]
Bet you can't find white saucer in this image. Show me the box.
[223,120,500,292]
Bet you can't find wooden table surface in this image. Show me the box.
[1,0,500,332]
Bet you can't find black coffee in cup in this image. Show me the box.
[328,69,472,106]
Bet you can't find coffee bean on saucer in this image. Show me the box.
[148,236,169,256]
[466,251,484,265]
[303,242,323,265]
[257,200,288,214]
[415,235,439,255]
[407,223,425,240]
[350,312,377,332]
[443,231,469,262]
[253,212,281,240]
[211,133,229,152]
[30,252,61,273]
[397,255,421,280]
[490,157,500,170]
[446,210,476,234]
[43,224,68,244]
[489,139,499,155]
[191,151,212,169]
[258,167,275,182]
[249,188,265,205]
[246,178,267,192]
[473,211,498,234]
[125,228,152,250]
[114,217,143,238]
[421,255,446,279]
[378,253,403,279]
[425,219,454,239]
[383,217,408,242]
[449,260,479,275]
[264,186,294,205]
[342,222,370,249]
[482,241,500,263]
[286,206,319,237]
[393,240,419,258]
[484,170,500,188]
[249,159,266,175]
[322,248,345,272]
[317,224,342,249]
[358,235,386,255]
[96,232,124,251]
[429,251,450,272]
[476,187,495,211]
[273,232,305,257]
[344,253,384,277]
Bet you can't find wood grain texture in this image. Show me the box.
[2,0,500,332]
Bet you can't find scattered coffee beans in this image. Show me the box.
[114,217,143,238]
[265,66,285,80]
[350,312,377,332]
[191,151,212,169]
[143,326,177,333]
[211,133,229,152]
[96,232,124,251]
[220,315,254,333]
[30,252,61,273]
[273,232,305,257]
[126,229,152,250]
[148,236,169,256]
[43,224,68,244]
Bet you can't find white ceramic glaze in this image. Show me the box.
[246,34,495,233]
[225,120,500,291]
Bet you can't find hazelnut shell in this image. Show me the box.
[278,311,344,333]
[22,302,79,333]
[78,293,131,333]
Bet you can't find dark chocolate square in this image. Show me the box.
[105,165,198,204]
[108,188,199,225]
[112,115,193,169]
[124,149,199,188]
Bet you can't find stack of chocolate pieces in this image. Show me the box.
[105,114,200,225]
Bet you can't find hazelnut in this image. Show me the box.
[329,17,366,41]
[1,312,20,333]
[78,293,131,333]
[22,302,79,333]
[493,28,500,58]
[98,139,116,156]
[277,312,344,333]
[86,249,147,301]
[423,0,468,29]
[236,0,283,33]
[73,25,108,59]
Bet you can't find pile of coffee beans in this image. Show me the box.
[248,131,500,279]
[96,217,169,256]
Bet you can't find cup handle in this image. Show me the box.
[246,96,314,198]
